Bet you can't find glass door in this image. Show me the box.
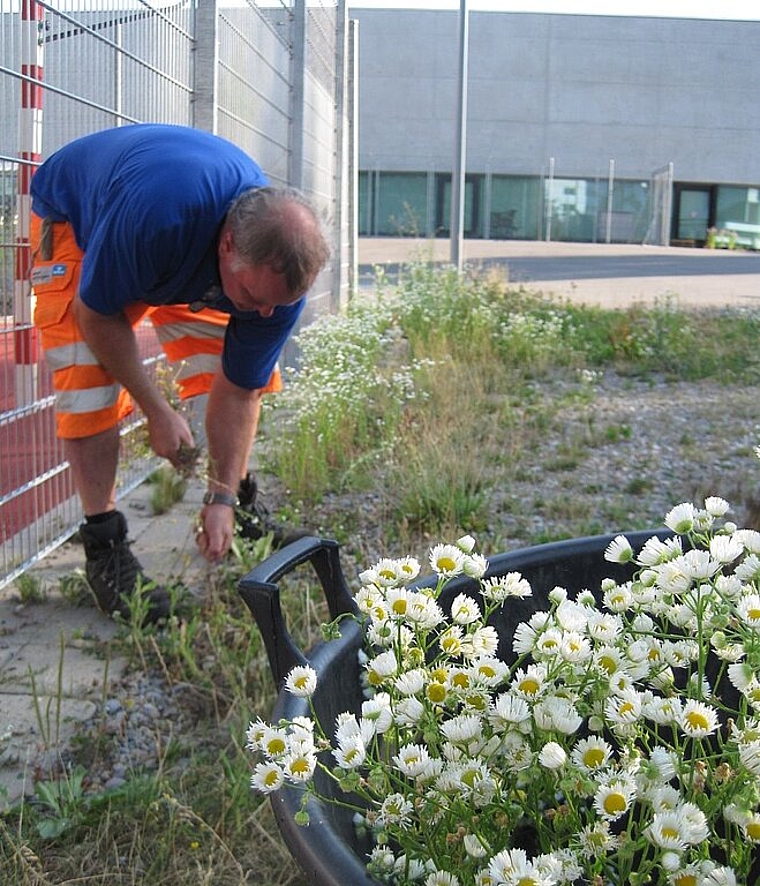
[675,187,712,241]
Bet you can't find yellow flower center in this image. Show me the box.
[603,792,627,815]
[452,672,470,689]
[662,825,679,839]
[747,822,760,840]
[748,607,760,621]
[619,702,635,716]
[436,556,458,572]
[673,877,697,886]
[427,682,447,703]
[519,677,540,695]
[583,748,606,768]
[290,758,310,774]
[599,655,617,674]
[392,599,407,615]
[264,770,279,786]
[685,710,709,730]
[266,738,286,755]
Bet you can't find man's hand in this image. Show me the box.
[146,403,196,467]
[196,503,236,562]
[73,296,197,466]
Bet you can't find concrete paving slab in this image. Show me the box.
[0,476,209,811]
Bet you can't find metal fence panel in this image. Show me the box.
[0,0,349,589]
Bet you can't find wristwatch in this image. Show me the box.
[202,491,239,508]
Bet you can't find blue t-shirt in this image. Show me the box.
[31,124,304,390]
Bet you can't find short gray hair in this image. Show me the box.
[225,186,330,297]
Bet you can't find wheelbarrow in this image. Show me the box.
[238,531,671,886]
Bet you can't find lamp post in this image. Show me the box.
[449,0,468,271]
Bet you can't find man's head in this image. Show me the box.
[218,187,330,316]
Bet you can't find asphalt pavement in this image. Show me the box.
[2,236,759,811]
[358,237,760,309]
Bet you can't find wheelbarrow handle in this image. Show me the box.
[238,535,358,688]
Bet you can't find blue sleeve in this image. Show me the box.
[222,299,305,389]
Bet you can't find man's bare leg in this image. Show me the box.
[64,426,120,515]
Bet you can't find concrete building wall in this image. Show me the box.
[351,10,760,184]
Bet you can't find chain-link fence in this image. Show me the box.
[0,0,354,588]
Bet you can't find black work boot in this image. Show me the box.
[79,511,171,625]
[236,473,309,549]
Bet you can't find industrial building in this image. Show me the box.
[350,9,760,246]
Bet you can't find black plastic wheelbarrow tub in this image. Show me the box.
[238,530,671,886]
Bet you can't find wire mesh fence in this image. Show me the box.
[0,0,351,589]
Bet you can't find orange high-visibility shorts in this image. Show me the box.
[30,213,282,440]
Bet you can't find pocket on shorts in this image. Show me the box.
[32,261,77,329]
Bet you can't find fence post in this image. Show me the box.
[193,0,219,133]
[14,0,44,407]
[290,0,307,190]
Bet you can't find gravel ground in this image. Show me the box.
[50,371,760,794]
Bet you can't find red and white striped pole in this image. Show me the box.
[14,0,44,406]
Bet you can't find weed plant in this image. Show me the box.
[2,263,760,884]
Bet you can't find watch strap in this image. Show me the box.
[203,491,239,508]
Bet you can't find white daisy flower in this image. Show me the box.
[737,594,760,629]
[470,656,509,686]
[734,529,760,554]
[735,553,760,582]
[481,572,532,602]
[603,582,634,612]
[429,543,466,577]
[377,792,414,827]
[533,696,582,735]
[440,713,483,745]
[361,694,394,734]
[440,625,465,656]
[283,750,317,782]
[605,688,643,726]
[489,692,532,733]
[636,535,683,567]
[593,775,637,820]
[710,534,744,564]
[578,821,614,856]
[586,611,623,643]
[705,496,730,517]
[679,699,718,738]
[559,631,592,663]
[365,649,398,687]
[511,664,549,700]
[406,593,446,629]
[245,717,268,751]
[738,812,760,842]
[646,809,690,851]
[284,665,318,698]
[425,871,460,886]
[250,761,285,794]
[393,743,436,779]
[538,741,567,770]
[463,625,499,658]
[512,612,552,655]
[332,733,366,770]
[456,534,477,553]
[394,696,425,727]
[450,592,482,625]
[571,736,613,772]
[463,553,488,578]
[664,502,696,534]
[605,534,634,563]
[260,726,289,758]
